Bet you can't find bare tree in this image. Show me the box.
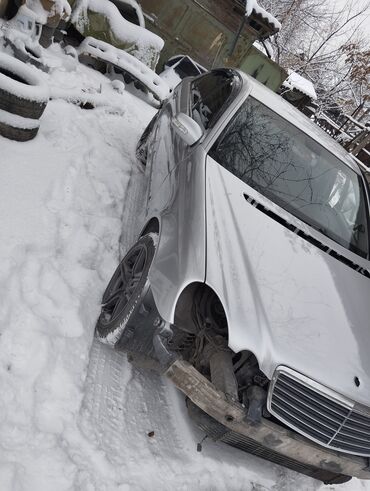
[257,0,370,114]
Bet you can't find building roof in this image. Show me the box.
[245,0,281,32]
[282,70,317,100]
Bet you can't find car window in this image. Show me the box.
[191,71,239,131]
[165,56,181,68]
[209,96,369,258]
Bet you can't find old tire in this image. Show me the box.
[0,52,49,120]
[3,38,49,73]
[96,233,158,347]
[0,109,40,142]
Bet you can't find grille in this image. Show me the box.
[268,368,370,457]
[187,400,351,485]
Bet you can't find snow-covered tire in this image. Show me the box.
[0,53,49,120]
[3,37,49,73]
[96,233,158,347]
[0,108,40,142]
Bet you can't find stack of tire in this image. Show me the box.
[0,52,49,142]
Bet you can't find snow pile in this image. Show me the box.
[72,0,163,68]
[19,0,48,24]
[245,0,281,31]
[24,0,71,24]
[283,69,318,100]
[7,4,42,29]
[0,49,155,490]
[78,37,170,102]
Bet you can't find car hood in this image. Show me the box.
[205,156,370,406]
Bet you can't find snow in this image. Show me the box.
[0,47,156,490]
[21,0,48,24]
[9,4,41,24]
[72,0,163,67]
[159,65,181,90]
[24,0,71,23]
[283,69,318,100]
[78,37,170,102]
[0,41,369,491]
[245,0,281,32]
[159,55,206,90]
[0,52,49,102]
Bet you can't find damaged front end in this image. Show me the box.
[166,357,370,485]
[120,285,370,485]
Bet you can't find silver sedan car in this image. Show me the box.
[96,69,370,485]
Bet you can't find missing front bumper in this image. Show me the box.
[165,359,370,484]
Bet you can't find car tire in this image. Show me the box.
[136,112,159,165]
[0,113,39,142]
[0,52,49,121]
[95,233,158,347]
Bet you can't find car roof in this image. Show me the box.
[236,70,361,175]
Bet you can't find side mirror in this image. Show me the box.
[171,113,203,146]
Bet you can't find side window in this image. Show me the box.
[191,71,238,131]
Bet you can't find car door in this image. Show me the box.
[145,81,189,216]
[146,69,241,215]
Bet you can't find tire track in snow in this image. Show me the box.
[0,85,157,490]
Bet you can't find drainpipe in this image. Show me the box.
[229,13,246,57]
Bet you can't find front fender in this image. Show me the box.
[148,146,207,323]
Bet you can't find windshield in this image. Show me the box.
[210,97,369,258]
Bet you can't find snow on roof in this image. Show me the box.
[245,0,281,32]
[283,70,317,100]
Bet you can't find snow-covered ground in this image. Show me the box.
[1,46,369,491]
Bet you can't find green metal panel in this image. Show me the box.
[240,46,287,92]
[142,0,188,31]
[140,0,287,91]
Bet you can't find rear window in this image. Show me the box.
[210,97,369,258]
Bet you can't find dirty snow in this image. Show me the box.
[0,45,369,491]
